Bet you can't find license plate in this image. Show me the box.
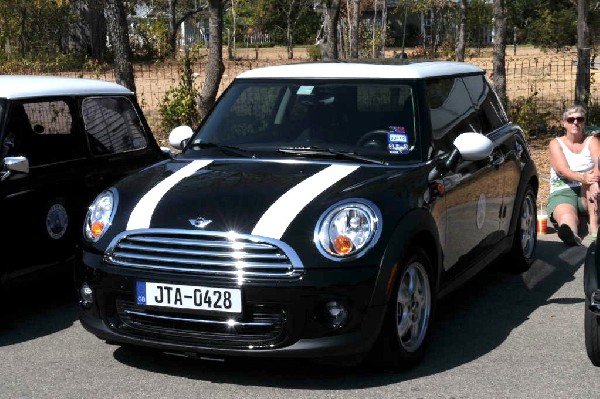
[136,282,242,313]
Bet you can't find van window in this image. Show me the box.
[82,97,148,155]
[6,100,83,165]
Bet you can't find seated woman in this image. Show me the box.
[548,105,600,245]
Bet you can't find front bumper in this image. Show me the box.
[76,250,386,359]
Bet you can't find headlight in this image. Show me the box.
[84,189,116,242]
[315,200,382,260]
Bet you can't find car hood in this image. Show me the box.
[109,158,413,242]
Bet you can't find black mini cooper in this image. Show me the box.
[75,60,538,370]
[0,76,168,289]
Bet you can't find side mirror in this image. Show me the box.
[168,125,194,150]
[428,132,494,182]
[1,156,29,181]
[453,132,494,161]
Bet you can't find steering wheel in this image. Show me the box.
[356,129,390,148]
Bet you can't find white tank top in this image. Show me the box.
[549,136,594,194]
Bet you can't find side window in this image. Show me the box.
[462,74,507,133]
[427,77,479,153]
[82,96,148,155]
[6,100,82,165]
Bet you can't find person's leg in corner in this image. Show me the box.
[582,184,599,239]
[548,187,583,246]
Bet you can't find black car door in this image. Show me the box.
[1,99,88,279]
[427,76,505,281]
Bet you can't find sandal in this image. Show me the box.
[557,224,582,246]
[589,232,598,242]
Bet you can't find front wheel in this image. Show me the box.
[585,297,600,366]
[507,184,537,273]
[368,247,435,371]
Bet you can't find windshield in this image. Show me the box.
[188,80,420,162]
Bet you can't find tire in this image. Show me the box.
[368,247,435,371]
[507,184,537,273]
[585,297,600,366]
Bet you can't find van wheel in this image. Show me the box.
[368,247,435,371]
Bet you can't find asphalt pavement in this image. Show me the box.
[0,231,599,398]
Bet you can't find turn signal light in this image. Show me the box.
[333,235,353,255]
[90,221,105,239]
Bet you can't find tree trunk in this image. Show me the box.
[105,0,136,92]
[351,0,359,59]
[286,5,293,59]
[456,0,467,62]
[198,0,225,120]
[322,0,340,60]
[575,0,591,107]
[492,0,507,109]
[380,0,387,58]
[168,0,178,58]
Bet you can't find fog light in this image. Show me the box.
[80,283,94,308]
[323,301,348,329]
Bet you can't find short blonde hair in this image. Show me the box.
[563,105,586,120]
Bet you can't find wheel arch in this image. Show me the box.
[370,208,442,307]
[508,161,539,237]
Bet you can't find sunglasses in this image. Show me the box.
[566,116,585,124]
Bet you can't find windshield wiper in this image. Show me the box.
[277,146,387,165]
[189,142,253,158]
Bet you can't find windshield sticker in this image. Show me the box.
[297,86,314,96]
[387,127,410,154]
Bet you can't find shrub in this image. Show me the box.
[508,89,552,139]
[306,45,321,61]
[159,54,201,133]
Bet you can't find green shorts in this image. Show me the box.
[547,186,586,225]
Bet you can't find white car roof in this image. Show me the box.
[0,75,133,99]
[236,60,484,80]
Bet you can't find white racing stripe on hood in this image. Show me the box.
[126,160,213,230]
[251,164,360,239]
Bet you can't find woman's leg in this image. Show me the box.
[582,184,599,234]
[553,202,582,245]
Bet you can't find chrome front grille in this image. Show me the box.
[105,229,304,280]
[115,299,287,348]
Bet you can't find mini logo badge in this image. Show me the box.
[189,217,212,228]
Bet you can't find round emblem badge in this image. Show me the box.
[46,203,69,239]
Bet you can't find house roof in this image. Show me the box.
[0,75,132,99]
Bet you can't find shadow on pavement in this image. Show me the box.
[0,268,78,346]
[111,237,585,389]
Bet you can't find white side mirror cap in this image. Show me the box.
[168,125,194,150]
[453,132,494,161]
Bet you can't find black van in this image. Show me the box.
[0,75,169,288]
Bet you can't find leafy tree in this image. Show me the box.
[466,0,492,52]
[166,0,208,58]
[0,0,72,59]
[529,7,577,51]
